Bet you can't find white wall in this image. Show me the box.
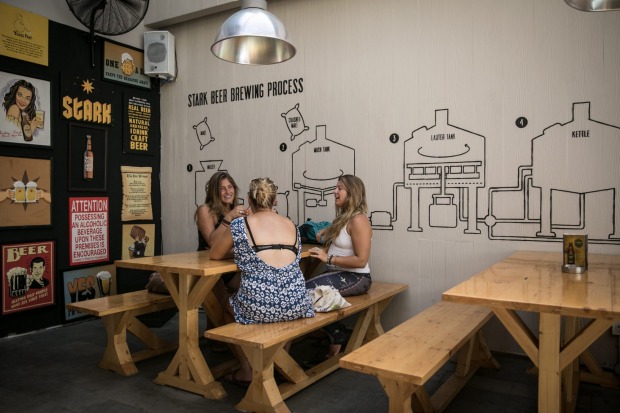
[8,0,620,368]
[157,0,620,366]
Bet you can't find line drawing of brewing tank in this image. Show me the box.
[292,125,355,223]
[532,102,620,239]
[404,109,486,233]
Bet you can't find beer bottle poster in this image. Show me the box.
[0,71,51,147]
[2,240,55,315]
[69,197,109,266]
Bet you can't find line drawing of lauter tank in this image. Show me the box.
[291,125,355,223]
[403,109,486,233]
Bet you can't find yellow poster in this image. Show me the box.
[121,166,153,221]
[0,3,48,66]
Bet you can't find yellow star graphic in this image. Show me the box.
[82,79,94,94]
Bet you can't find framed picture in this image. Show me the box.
[121,223,155,260]
[123,92,155,155]
[69,197,109,266]
[102,39,151,90]
[0,71,52,147]
[0,155,52,228]
[68,122,107,192]
[2,240,55,315]
[62,264,117,321]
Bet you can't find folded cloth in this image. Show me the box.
[308,285,351,312]
[145,272,169,294]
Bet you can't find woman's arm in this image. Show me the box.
[309,214,371,269]
[196,205,218,248]
[333,213,371,269]
[209,224,234,260]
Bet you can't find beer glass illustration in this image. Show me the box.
[35,110,45,128]
[96,271,112,296]
[13,181,25,203]
[26,181,38,203]
[7,267,28,297]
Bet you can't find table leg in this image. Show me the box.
[154,271,227,399]
[538,313,561,412]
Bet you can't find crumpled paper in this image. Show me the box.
[308,285,351,312]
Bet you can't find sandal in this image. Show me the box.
[223,371,251,388]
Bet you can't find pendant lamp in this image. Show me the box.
[211,0,296,65]
[564,0,620,11]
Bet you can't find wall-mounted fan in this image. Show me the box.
[66,0,150,66]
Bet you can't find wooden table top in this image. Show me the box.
[442,250,620,319]
[115,244,314,276]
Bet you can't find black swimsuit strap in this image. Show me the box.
[245,216,299,254]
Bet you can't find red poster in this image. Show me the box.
[2,240,55,314]
[69,197,109,266]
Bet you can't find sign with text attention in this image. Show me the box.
[69,197,109,266]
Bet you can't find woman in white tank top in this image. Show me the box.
[307,174,372,357]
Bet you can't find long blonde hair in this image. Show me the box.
[321,175,367,248]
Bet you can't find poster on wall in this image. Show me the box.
[61,74,115,126]
[68,123,108,191]
[0,3,49,66]
[121,224,155,259]
[102,40,151,90]
[63,264,117,321]
[2,240,55,315]
[0,71,51,147]
[69,197,109,266]
[123,93,154,155]
[121,166,153,221]
[0,155,52,228]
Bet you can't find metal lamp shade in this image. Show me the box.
[564,0,620,11]
[211,1,296,65]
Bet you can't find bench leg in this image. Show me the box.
[377,376,421,413]
[235,343,290,413]
[98,313,138,376]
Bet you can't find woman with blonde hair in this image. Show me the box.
[307,174,372,357]
[210,177,314,385]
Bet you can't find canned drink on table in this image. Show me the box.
[562,234,588,274]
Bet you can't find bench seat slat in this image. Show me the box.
[205,282,407,349]
[340,301,492,385]
[66,289,173,317]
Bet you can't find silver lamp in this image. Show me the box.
[564,0,620,11]
[211,0,296,65]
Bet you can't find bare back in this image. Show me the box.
[243,212,298,268]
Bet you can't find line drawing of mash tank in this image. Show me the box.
[403,109,486,233]
[292,125,355,223]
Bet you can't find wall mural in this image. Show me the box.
[190,100,619,246]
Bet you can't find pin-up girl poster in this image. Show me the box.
[0,71,51,147]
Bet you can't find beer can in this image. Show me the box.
[562,234,588,273]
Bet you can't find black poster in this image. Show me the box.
[123,93,153,155]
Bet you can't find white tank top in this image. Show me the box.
[327,225,370,273]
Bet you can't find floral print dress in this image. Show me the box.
[229,217,314,324]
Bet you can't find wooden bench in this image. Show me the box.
[205,281,407,413]
[339,301,500,413]
[66,289,178,376]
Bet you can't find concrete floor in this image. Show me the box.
[1,311,619,413]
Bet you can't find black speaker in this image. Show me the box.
[144,31,176,79]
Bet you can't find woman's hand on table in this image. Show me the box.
[309,247,328,263]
